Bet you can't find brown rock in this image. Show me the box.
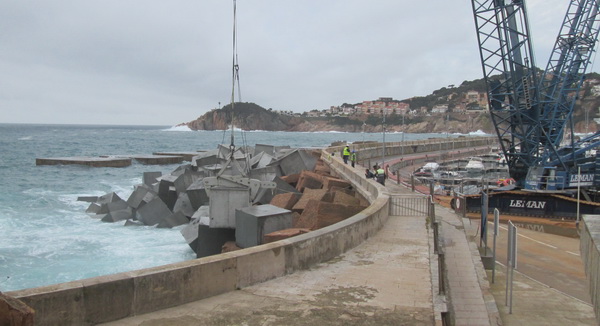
[270,193,301,210]
[322,177,352,191]
[331,191,361,206]
[263,228,311,243]
[295,199,321,229]
[281,173,300,187]
[296,200,366,230]
[292,189,329,212]
[221,241,241,253]
[0,293,35,326]
[313,160,331,175]
[295,171,324,192]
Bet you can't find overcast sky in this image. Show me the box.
[0,0,593,126]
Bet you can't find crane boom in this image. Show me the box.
[471,0,541,185]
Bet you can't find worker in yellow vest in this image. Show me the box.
[376,166,386,185]
[342,145,350,164]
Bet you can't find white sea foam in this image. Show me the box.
[163,125,192,132]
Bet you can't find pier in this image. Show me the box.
[8,136,599,325]
[35,152,204,167]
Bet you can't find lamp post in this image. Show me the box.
[382,109,386,169]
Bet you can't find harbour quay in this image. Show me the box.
[35,151,203,167]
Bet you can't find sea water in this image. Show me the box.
[0,123,466,291]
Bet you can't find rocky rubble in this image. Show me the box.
[81,144,367,258]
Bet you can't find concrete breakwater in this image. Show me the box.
[6,137,493,325]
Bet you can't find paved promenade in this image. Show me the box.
[100,156,597,325]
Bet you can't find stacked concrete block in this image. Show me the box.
[173,193,195,218]
[254,144,275,156]
[136,197,173,226]
[331,191,361,207]
[277,149,317,175]
[143,171,162,187]
[192,149,220,168]
[322,177,352,191]
[221,241,241,253]
[157,211,189,228]
[208,186,250,228]
[270,193,302,210]
[126,184,157,210]
[180,217,204,252]
[235,204,294,248]
[292,188,329,212]
[296,171,324,192]
[296,200,365,230]
[186,179,209,210]
[196,225,236,258]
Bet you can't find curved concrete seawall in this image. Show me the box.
[7,151,390,326]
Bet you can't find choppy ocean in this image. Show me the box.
[0,123,481,291]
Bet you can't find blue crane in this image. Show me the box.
[471,0,600,191]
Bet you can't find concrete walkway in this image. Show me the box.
[100,154,597,325]
[102,189,436,325]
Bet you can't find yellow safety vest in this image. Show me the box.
[343,147,351,156]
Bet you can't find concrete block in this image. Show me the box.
[136,197,173,226]
[263,228,310,243]
[101,207,133,223]
[209,186,250,229]
[322,176,352,191]
[254,144,275,156]
[174,169,197,194]
[124,219,145,227]
[270,192,302,210]
[143,171,162,187]
[171,164,192,177]
[235,204,293,248]
[296,170,324,192]
[157,211,189,228]
[193,150,220,167]
[314,159,331,175]
[186,179,209,210]
[86,202,102,214]
[252,175,298,205]
[77,196,98,203]
[196,225,236,258]
[180,217,203,252]
[158,174,178,196]
[97,192,123,204]
[277,149,317,175]
[297,201,365,230]
[281,173,300,187]
[126,185,157,210]
[292,188,329,212]
[173,193,195,217]
[248,166,278,182]
[331,191,361,207]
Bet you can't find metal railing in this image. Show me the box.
[388,194,430,216]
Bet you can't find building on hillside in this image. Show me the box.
[355,97,410,115]
[431,104,449,114]
[465,91,489,110]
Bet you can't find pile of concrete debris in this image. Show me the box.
[81,144,367,258]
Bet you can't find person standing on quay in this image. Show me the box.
[376,166,386,185]
[342,145,350,164]
[350,150,357,168]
